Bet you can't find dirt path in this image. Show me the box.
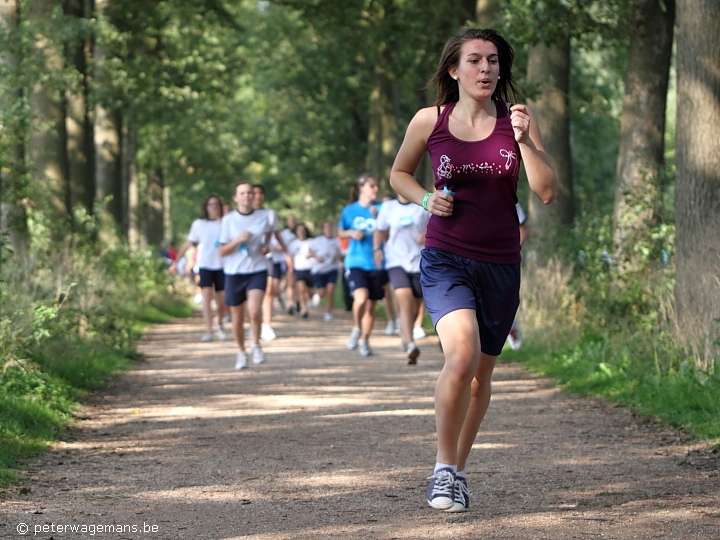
[1,309,719,539]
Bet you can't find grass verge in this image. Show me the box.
[501,330,720,441]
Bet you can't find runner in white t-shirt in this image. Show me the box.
[170,194,228,343]
[252,184,290,341]
[287,223,316,318]
[219,181,274,370]
[310,221,343,322]
[374,195,430,364]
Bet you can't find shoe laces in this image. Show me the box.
[454,478,469,504]
[427,470,454,497]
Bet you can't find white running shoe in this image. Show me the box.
[200,332,213,343]
[312,293,321,307]
[347,327,361,350]
[251,343,266,365]
[235,351,248,370]
[413,326,427,340]
[323,312,333,322]
[215,327,228,341]
[385,320,395,335]
[406,342,420,365]
[260,323,276,341]
[358,339,373,357]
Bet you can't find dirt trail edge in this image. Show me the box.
[2,310,719,539]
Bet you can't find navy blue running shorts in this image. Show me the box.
[225,271,268,306]
[198,268,225,292]
[387,267,423,298]
[269,261,285,280]
[346,268,388,301]
[420,247,520,356]
[294,269,314,287]
[312,269,338,289]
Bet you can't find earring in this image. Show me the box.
[498,76,501,79]
[452,76,458,80]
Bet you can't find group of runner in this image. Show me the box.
[171,179,440,369]
[174,25,557,515]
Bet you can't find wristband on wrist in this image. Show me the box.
[421,192,431,211]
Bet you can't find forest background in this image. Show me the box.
[0,0,718,484]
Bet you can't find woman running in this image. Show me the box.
[390,28,556,512]
[170,194,228,342]
[310,220,343,321]
[219,181,274,370]
[338,173,386,357]
[287,223,315,318]
[373,194,430,364]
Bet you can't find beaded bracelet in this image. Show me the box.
[421,192,431,211]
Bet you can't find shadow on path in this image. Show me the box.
[1,310,718,539]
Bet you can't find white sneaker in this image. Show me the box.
[312,293,321,307]
[215,327,227,341]
[406,342,420,365]
[252,343,266,365]
[347,327,361,350]
[260,323,276,341]
[358,339,373,357]
[385,320,395,335]
[323,312,333,322]
[413,326,427,340]
[235,351,248,370]
[200,332,213,343]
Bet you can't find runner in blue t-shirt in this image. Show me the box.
[338,173,387,357]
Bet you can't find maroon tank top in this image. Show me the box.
[425,100,522,264]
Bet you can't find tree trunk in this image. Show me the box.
[146,167,165,246]
[674,0,720,353]
[612,0,674,265]
[0,0,29,260]
[366,52,397,191]
[122,122,140,251]
[93,0,122,228]
[475,0,501,26]
[526,37,574,260]
[28,0,72,236]
[64,0,95,217]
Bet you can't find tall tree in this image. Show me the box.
[28,0,72,234]
[64,0,95,217]
[526,36,574,259]
[674,0,720,344]
[0,0,29,258]
[93,0,122,228]
[612,0,674,265]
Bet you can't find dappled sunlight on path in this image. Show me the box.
[2,309,718,539]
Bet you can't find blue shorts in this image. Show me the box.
[295,269,314,287]
[387,267,422,298]
[346,268,388,301]
[225,271,268,306]
[312,269,338,289]
[198,268,225,291]
[420,247,520,356]
[269,261,285,280]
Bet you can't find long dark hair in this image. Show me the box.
[429,28,522,106]
[200,194,223,220]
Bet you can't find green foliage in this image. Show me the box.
[0,213,191,487]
